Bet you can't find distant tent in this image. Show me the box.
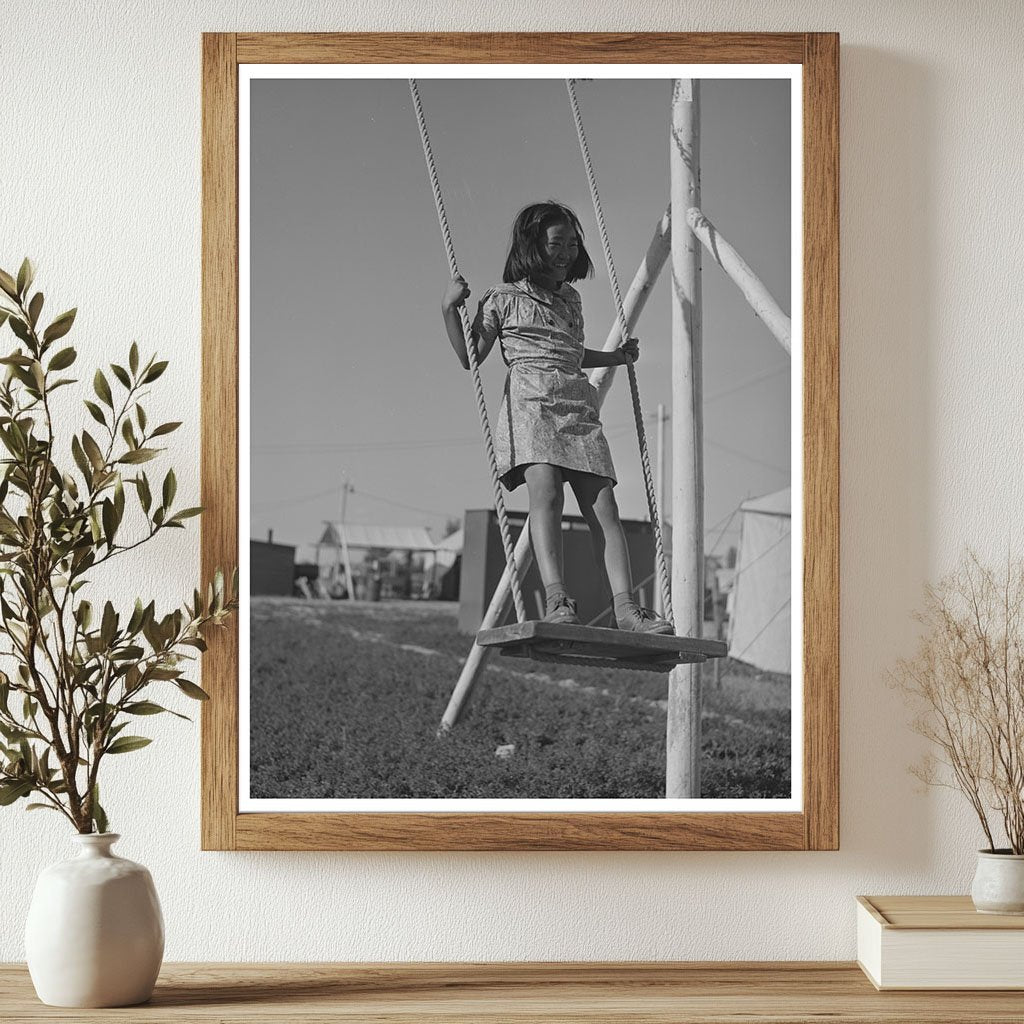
[728,487,791,674]
[317,523,436,552]
[433,527,463,571]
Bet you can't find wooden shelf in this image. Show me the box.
[3,962,1024,1022]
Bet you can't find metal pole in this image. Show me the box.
[440,209,674,733]
[654,402,667,616]
[667,80,703,799]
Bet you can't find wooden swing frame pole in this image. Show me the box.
[685,207,792,354]
[439,209,673,733]
[667,79,704,799]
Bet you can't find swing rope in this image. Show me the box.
[565,79,674,625]
[408,78,528,624]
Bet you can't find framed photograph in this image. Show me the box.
[201,32,838,851]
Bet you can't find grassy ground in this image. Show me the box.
[249,598,791,800]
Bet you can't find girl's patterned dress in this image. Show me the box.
[471,278,617,491]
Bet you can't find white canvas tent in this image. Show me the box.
[434,527,463,572]
[727,487,791,674]
[316,523,438,599]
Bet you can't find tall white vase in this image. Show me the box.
[25,833,164,1007]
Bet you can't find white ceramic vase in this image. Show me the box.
[25,833,164,1007]
[971,849,1024,915]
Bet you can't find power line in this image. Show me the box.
[252,435,484,455]
[707,506,741,555]
[253,486,338,509]
[350,487,456,520]
[704,364,788,404]
[706,437,788,475]
[734,598,791,662]
[252,418,645,456]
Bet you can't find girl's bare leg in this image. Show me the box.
[568,471,633,597]
[523,463,566,589]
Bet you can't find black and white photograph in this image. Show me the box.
[241,67,799,810]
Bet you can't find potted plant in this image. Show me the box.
[0,260,236,1005]
[894,551,1024,914]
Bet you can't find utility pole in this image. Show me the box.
[338,474,355,599]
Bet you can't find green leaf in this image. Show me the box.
[100,601,117,646]
[118,448,158,465]
[26,802,61,813]
[93,369,113,409]
[121,418,137,450]
[83,400,107,427]
[113,475,125,521]
[8,317,32,344]
[27,292,43,328]
[110,644,144,661]
[71,435,92,483]
[162,468,176,508]
[124,700,185,718]
[101,498,117,546]
[129,342,139,375]
[105,736,152,755]
[110,363,131,389]
[16,258,34,298]
[0,269,18,300]
[176,679,210,701]
[0,779,33,805]
[150,421,182,438]
[136,404,147,432]
[126,598,145,635]
[48,345,76,371]
[42,308,77,344]
[91,785,108,834]
[142,360,168,383]
[81,431,105,472]
[169,507,203,524]
[136,472,152,513]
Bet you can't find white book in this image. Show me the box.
[857,895,1024,990]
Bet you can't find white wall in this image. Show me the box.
[3,0,1023,961]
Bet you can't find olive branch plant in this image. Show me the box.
[0,259,236,833]
[894,551,1024,854]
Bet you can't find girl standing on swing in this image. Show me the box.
[441,200,673,634]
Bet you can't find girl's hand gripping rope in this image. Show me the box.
[443,275,471,310]
[619,336,640,364]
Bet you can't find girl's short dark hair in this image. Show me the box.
[502,201,594,284]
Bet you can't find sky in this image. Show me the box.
[248,75,792,558]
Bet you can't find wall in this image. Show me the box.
[2,0,1023,961]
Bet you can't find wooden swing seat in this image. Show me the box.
[476,621,728,673]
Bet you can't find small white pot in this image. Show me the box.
[25,833,164,1007]
[971,849,1024,915]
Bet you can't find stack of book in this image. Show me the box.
[857,895,1024,990]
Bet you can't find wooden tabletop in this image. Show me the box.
[3,962,1024,1022]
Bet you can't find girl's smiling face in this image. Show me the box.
[540,222,579,284]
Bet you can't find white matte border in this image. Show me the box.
[238,62,804,815]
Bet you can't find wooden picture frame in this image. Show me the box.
[201,32,838,851]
